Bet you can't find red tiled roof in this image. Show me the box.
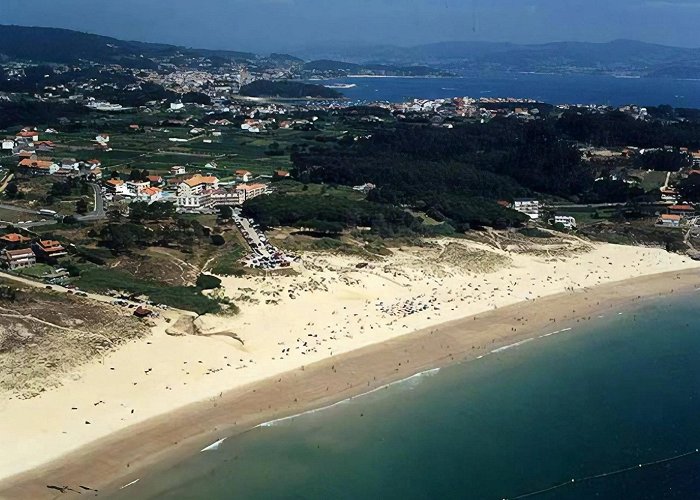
[0,233,30,243]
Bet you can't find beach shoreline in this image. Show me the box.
[1,265,699,499]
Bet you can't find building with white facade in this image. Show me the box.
[512,198,541,220]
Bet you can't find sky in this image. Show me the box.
[3,0,700,53]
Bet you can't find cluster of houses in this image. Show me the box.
[5,128,104,180]
[103,167,269,212]
[657,204,696,228]
[0,233,67,270]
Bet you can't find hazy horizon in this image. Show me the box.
[3,0,700,54]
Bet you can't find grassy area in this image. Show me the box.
[76,267,224,315]
[15,264,54,279]
[208,245,246,276]
[0,207,38,223]
[272,180,365,200]
[634,170,670,192]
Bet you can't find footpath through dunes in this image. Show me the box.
[0,233,699,498]
[3,268,700,499]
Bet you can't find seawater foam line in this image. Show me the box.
[504,448,700,499]
[119,478,140,489]
[205,324,582,447]
[195,367,443,454]
[255,367,441,429]
[200,437,227,452]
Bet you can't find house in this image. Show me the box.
[60,158,80,171]
[16,130,39,142]
[176,174,219,209]
[85,166,103,181]
[553,215,577,229]
[146,175,164,186]
[274,170,291,179]
[1,248,36,270]
[2,139,15,150]
[241,119,262,133]
[35,141,55,153]
[32,239,67,260]
[235,169,253,182]
[692,152,700,166]
[170,102,185,111]
[105,179,129,195]
[170,165,186,176]
[209,187,241,207]
[660,187,679,203]
[126,180,151,195]
[668,204,695,217]
[658,214,681,227]
[18,158,60,176]
[236,183,267,203]
[95,133,110,144]
[512,198,541,219]
[136,187,163,204]
[0,233,31,247]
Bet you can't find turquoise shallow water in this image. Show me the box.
[110,295,700,500]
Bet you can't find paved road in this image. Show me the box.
[235,215,271,257]
[77,183,106,222]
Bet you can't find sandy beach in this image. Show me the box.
[1,235,699,499]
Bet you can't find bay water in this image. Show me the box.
[110,294,700,499]
[326,73,700,108]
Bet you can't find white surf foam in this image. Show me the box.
[119,478,140,489]
[201,437,227,452]
[490,337,534,353]
[256,368,441,428]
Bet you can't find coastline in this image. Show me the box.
[1,265,699,499]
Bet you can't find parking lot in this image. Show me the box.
[233,210,296,270]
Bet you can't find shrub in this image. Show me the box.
[196,273,222,290]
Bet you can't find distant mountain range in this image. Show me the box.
[0,25,445,77]
[293,39,700,78]
[1,25,699,79]
[0,25,257,69]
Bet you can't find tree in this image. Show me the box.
[211,234,225,246]
[218,205,234,220]
[679,175,700,202]
[5,181,18,198]
[0,285,16,302]
[100,224,138,252]
[107,209,122,222]
[76,198,88,215]
[64,262,81,277]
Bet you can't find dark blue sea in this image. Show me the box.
[322,74,700,108]
[110,295,700,499]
